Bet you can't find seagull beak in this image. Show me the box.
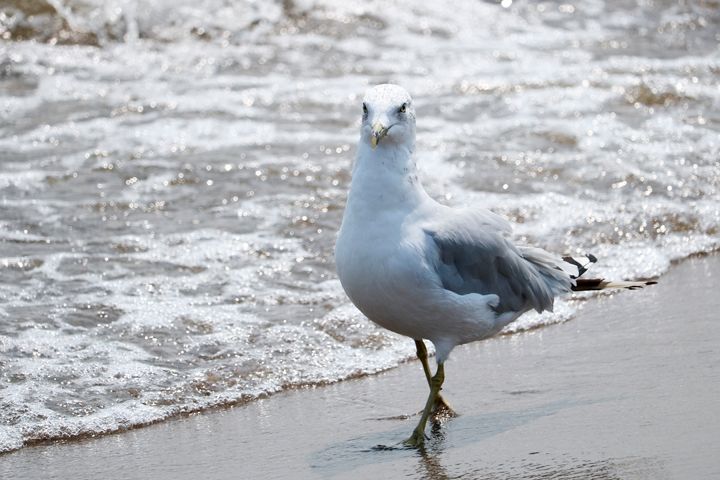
[370,121,388,149]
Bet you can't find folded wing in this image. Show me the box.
[425,210,572,314]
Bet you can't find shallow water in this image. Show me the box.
[0,0,718,453]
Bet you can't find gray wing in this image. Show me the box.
[425,209,572,314]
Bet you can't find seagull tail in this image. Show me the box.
[562,253,657,291]
[572,278,657,291]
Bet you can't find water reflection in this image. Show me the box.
[416,449,451,480]
[313,399,664,479]
[414,424,451,480]
[415,425,662,480]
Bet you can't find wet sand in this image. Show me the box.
[2,254,719,479]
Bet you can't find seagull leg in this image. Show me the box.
[414,340,456,418]
[404,362,445,448]
[415,339,433,385]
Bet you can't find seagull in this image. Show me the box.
[334,84,655,447]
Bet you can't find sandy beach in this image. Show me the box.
[1,253,718,479]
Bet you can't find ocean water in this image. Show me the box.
[0,0,718,453]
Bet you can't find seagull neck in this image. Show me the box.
[349,142,428,211]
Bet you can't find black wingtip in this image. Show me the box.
[562,254,597,279]
[624,280,658,290]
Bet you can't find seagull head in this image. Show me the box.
[361,84,416,150]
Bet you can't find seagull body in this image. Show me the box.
[334,84,654,446]
[336,142,532,362]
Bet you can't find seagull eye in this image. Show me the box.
[398,103,407,114]
[362,103,368,117]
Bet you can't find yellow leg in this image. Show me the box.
[414,340,456,418]
[415,339,433,385]
[404,362,445,447]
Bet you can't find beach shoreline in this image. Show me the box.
[2,253,719,479]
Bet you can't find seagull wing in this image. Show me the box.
[424,209,572,314]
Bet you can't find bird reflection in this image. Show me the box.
[414,422,451,480]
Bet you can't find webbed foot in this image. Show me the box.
[402,428,427,448]
[431,394,458,420]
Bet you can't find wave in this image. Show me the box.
[3,0,717,50]
[0,0,292,45]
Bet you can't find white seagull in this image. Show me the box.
[334,84,655,447]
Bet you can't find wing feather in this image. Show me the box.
[425,209,572,314]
